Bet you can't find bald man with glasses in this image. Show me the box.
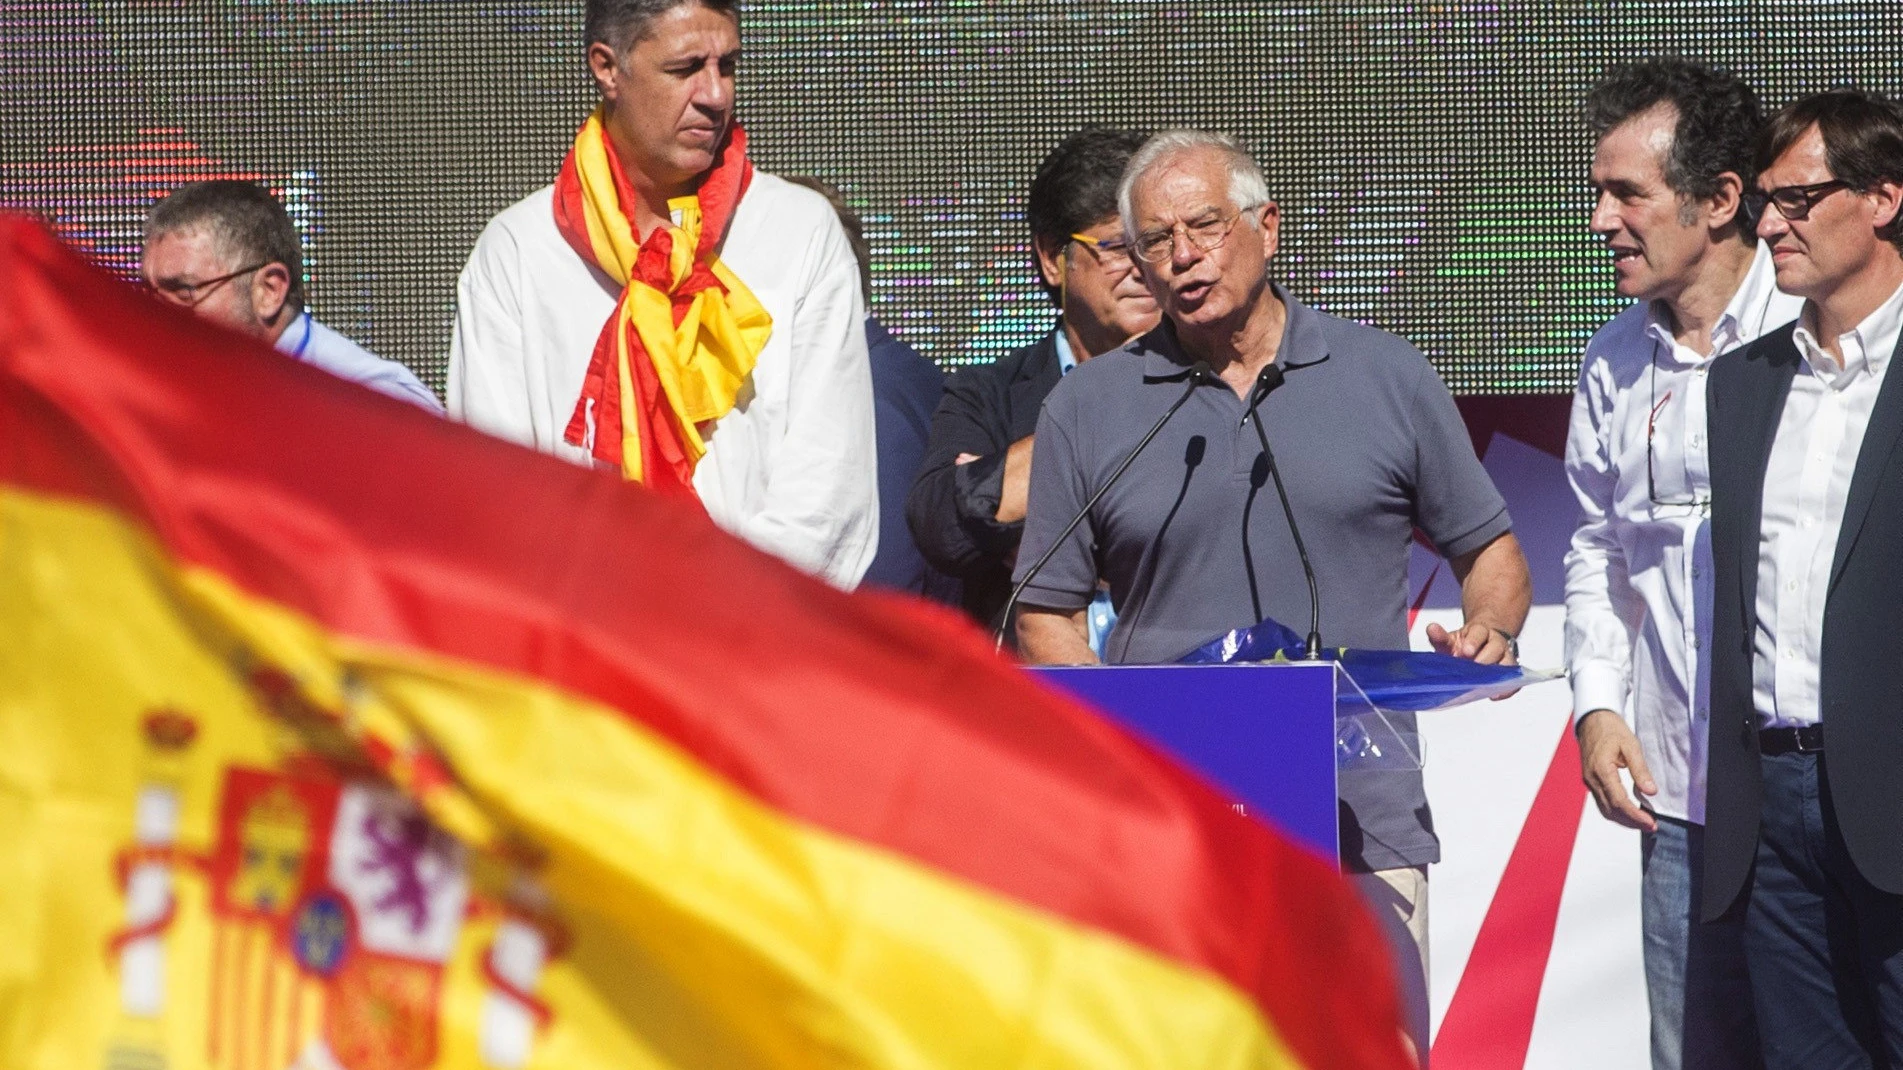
[140,180,441,411]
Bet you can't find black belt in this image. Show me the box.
[1760,724,1825,755]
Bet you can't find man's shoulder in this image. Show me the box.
[303,317,440,408]
[1299,302,1434,381]
[733,171,841,241]
[466,185,565,267]
[944,332,1059,395]
[1715,319,1801,381]
[1578,301,1652,371]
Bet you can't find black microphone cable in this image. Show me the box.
[995,360,1214,654]
[1242,362,1324,661]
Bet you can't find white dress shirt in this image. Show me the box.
[1753,279,1903,729]
[1565,244,1800,823]
[448,172,879,590]
[278,312,443,413]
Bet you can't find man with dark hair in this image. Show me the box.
[450,0,877,588]
[906,125,1159,629]
[1564,58,1795,1070]
[1015,128,1530,1064]
[140,180,440,411]
[1704,87,1903,1067]
[783,175,956,600]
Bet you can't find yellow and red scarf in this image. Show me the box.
[552,110,772,499]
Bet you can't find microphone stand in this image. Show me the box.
[995,361,1213,653]
[1243,363,1324,661]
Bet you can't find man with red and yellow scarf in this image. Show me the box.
[450,0,877,588]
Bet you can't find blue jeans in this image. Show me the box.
[1745,752,1903,1069]
[1642,815,1762,1070]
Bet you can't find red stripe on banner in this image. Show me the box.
[1431,719,1587,1069]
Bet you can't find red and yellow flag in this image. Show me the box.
[553,111,771,496]
[0,216,1409,1070]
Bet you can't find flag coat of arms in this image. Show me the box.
[0,216,1409,1070]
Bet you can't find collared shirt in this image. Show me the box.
[1015,285,1511,870]
[1753,279,1903,728]
[277,311,443,413]
[447,173,879,590]
[1054,329,1078,375]
[1564,244,1799,823]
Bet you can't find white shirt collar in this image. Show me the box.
[1793,276,1903,384]
[1642,241,1783,364]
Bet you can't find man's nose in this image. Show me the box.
[1168,226,1200,267]
[693,66,732,112]
[1588,191,1618,235]
[1756,198,1790,240]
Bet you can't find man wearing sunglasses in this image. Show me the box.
[140,181,441,412]
[907,125,1159,632]
[1013,128,1530,1063]
[1562,59,1798,1070]
[1703,88,1903,1067]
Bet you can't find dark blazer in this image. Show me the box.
[904,329,1064,628]
[860,317,957,599]
[1703,321,1903,921]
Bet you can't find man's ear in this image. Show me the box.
[1706,172,1744,231]
[249,263,293,327]
[587,42,621,101]
[1034,236,1068,291]
[1255,201,1282,259]
[1871,180,1903,233]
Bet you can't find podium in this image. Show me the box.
[1033,662,1411,862]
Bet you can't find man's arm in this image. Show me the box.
[906,363,1026,577]
[446,224,536,446]
[1561,359,1657,830]
[1016,605,1098,665]
[737,209,879,589]
[1426,531,1532,663]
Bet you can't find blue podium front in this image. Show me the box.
[1034,663,1351,862]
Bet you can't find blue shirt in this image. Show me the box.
[277,312,443,413]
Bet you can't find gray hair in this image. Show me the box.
[145,180,304,312]
[1116,129,1272,241]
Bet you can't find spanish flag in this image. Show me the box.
[0,216,1409,1070]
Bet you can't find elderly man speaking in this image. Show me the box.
[1013,129,1531,1061]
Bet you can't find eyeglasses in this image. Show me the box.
[1647,354,1710,510]
[1742,180,1853,224]
[143,261,269,307]
[1068,232,1136,271]
[1130,206,1258,264]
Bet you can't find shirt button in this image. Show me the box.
[1788,579,1800,592]
[1691,567,1702,578]
[1691,433,1705,446]
[1692,637,1702,649]
[1783,647,1797,659]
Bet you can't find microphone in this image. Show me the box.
[995,360,1214,653]
[1242,362,1324,661]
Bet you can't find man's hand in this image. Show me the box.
[1425,620,1516,664]
[1577,708,1658,832]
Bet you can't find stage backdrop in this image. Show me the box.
[6,2,1903,395]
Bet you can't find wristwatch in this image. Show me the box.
[1493,627,1520,659]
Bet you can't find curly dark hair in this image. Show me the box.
[1587,58,1762,240]
[1759,88,1903,250]
[1025,125,1149,305]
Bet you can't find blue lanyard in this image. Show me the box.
[286,312,313,360]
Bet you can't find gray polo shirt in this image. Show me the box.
[1014,285,1511,870]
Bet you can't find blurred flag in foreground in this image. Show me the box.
[0,216,1408,1070]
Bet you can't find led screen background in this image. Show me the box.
[5,2,1902,395]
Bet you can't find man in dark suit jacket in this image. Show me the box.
[906,126,1160,630]
[1705,89,1903,1067]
